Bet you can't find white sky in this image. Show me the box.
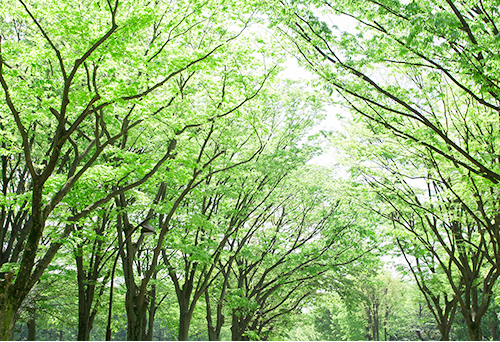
[280,58,346,167]
[278,16,410,276]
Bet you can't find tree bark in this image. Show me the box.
[0,185,45,340]
[0,272,18,340]
[122,270,157,341]
[27,319,36,341]
[205,289,225,341]
[457,277,488,341]
[146,282,156,341]
[76,218,109,341]
[490,315,497,341]
[76,253,92,341]
[231,317,244,341]
[178,303,194,341]
[126,306,147,340]
[365,304,373,341]
[27,305,36,341]
[231,310,254,341]
[205,291,218,341]
[373,301,379,341]
[437,315,453,341]
[124,285,153,341]
[434,295,457,341]
[465,321,482,341]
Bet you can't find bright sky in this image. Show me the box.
[280,58,346,167]
[274,11,361,167]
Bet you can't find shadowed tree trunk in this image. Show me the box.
[27,304,35,341]
[76,211,112,341]
[490,315,497,340]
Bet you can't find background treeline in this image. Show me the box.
[1,0,500,340]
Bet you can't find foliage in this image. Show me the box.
[2,0,500,340]
[265,0,500,339]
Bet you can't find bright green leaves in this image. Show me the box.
[268,1,500,338]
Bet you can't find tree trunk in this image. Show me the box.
[127,312,147,341]
[77,313,90,341]
[27,305,36,341]
[77,267,91,341]
[373,302,379,341]
[146,283,156,341]
[124,285,156,341]
[76,266,106,340]
[205,268,229,341]
[207,327,218,341]
[436,296,457,341]
[27,319,36,341]
[490,316,497,340]
[76,222,107,341]
[205,290,225,341]
[175,277,197,342]
[205,293,218,341]
[231,326,244,341]
[465,321,482,341]
[365,305,373,340]
[178,306,193,341]
[460,288,484,341]
[125,290,149,341]
[231,313,243,341]
[231,311,253,341]
[0,272,17,340]
[438,322,452,341]
[1,187,45,340]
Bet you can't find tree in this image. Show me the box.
[283,270,441,341]
[335,118,499,340]
[396,236,459,341]
[201,154,294,342]
[114,111,268,340]
[15,256,80,341]
[104,29,291,337]
[0,0,268,338]
[73,205,115,340]
[215,168,374,341]
[267,0,500,339]
[156,81,325,341]
[272,0,500,184]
